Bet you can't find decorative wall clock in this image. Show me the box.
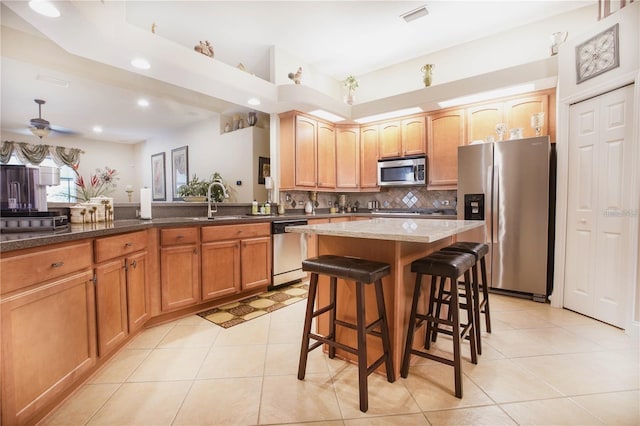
[575,23,620,84]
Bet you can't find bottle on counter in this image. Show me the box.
[252,200,258,215]
[265,201,271,215]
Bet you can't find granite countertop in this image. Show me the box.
[285,217,483,243]
[0,211,459,252]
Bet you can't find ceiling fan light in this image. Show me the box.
[29,0,60,18]
[30,126,51,139]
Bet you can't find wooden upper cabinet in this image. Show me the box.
[317,121,336,189]
[467,103,503,143]
[427,109,465,189]
[360,125,379,189]
[378,121,402,158]
[505,94,549,139]
[336,126,360,189]
[295,115,318,188]
[402,116,426,156]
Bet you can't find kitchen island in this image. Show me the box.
[286,218,484,377]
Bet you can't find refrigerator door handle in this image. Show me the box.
[492,165,499,244]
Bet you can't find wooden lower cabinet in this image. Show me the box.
[160,244,200,311]
[94,259,128,356]
[126,251,149,333]
[201,240,241,300]
[240,236,271,290]
[1,270,96,425]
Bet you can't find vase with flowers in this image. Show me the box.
[71,166,119,223]
[343,75,359,105]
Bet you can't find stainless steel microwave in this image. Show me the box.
[377,156,427,187]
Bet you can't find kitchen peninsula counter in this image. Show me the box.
[286,218,484,377]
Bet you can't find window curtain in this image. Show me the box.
[0,140,83,167]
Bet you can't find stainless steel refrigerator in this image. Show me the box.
[457,136,553,301]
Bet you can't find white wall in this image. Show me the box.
[1,130,137,203]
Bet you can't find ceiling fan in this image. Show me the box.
[29,99,77,138]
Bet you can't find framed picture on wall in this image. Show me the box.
[575,23,619,84]
[171,146,189,200]
[151,152,166,201]
[258,156,270,184]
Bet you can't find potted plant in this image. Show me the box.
[178,173,228,202]
[343,75,359,105]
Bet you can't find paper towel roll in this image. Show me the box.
[140,188,152,219]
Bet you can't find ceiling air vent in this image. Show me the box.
[400,5,429,23]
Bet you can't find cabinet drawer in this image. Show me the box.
[1,241,92,294]
[160,227,198,246]
[94,231,147,263]
[201,223,270,242]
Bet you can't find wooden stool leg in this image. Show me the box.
[328,276,338,359]
[401,273,422,378]
[374,278,395,383]
[425,275,440,349]
[480,257,492,333]
[449,275,463,398]
[471,263,483,355]
[463,269,478,365]
[355,282,368,412]
[298,273,318,380]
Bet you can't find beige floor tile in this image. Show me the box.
[174,314,213,326]
[344,413,430,425]
[271,422,344,426]
[197,344,266,378]
[89,348,150,384]
[157,324,220,348]
[531,306,603,327]
[567,322,640,350]
[268,318,304,344]
[125,322,174,349]
[424,405,517,425]
[501,397,605,425]
[269,296,308,323]
[86,381,191,425]
[571,390,640,425]
[491,309,557,329]
[127,347,209,381]
[332,364,420,419]
[260,373,342,424]
[464,358,563,403]
[40,384,119,425]
[481,326,599,357]
[173,377,262,425]
[265,342,329,376]
[213,314,271,346]
[402,364,493,411]
[512,350,640,395]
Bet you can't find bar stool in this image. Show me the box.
[442,242,492,354]
[401,250,477,398]
[298,255,395,413]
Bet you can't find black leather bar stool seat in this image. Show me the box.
[298,255,395,413]
[442,242,492,354]
[401,250,477,398]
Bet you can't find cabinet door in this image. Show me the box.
[240,236,271,290]
[336,126,360,189]
[295,115,317,187]
[1,271,96,426]
[160,245,200,311]
[95,259,128,357]
[427,109,465,188]
[201,240,241,300]
[360,125,379,188]
[317,121,336,188]
[126,251,149,333]
[402,116,426,156]
[505,94,548,139]
[467,103,503,143]
[379,121,402,158]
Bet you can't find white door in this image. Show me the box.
[564,84,635,328]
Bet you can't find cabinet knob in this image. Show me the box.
[125,242,133,247]
[51,261,64,268]
[131,260,137,268]
[193,248,197,255]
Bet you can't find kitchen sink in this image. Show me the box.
[192,215,244,221]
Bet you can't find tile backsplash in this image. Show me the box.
[282,187,457,211]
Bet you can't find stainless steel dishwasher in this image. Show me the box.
[271,219,308,288]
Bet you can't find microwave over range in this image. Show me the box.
[377,155,427,187]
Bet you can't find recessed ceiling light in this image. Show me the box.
[308,110,345,123]
[400,5,428,23]
[131,58,150,70]
[92,126,103,133]
[247,98,261,106]
[137,98,150,107]
[354,107,424,124]
[29,0,60,18]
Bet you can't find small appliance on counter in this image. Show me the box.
[0,210,69,232]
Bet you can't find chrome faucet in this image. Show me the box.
[207,181,229,218]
